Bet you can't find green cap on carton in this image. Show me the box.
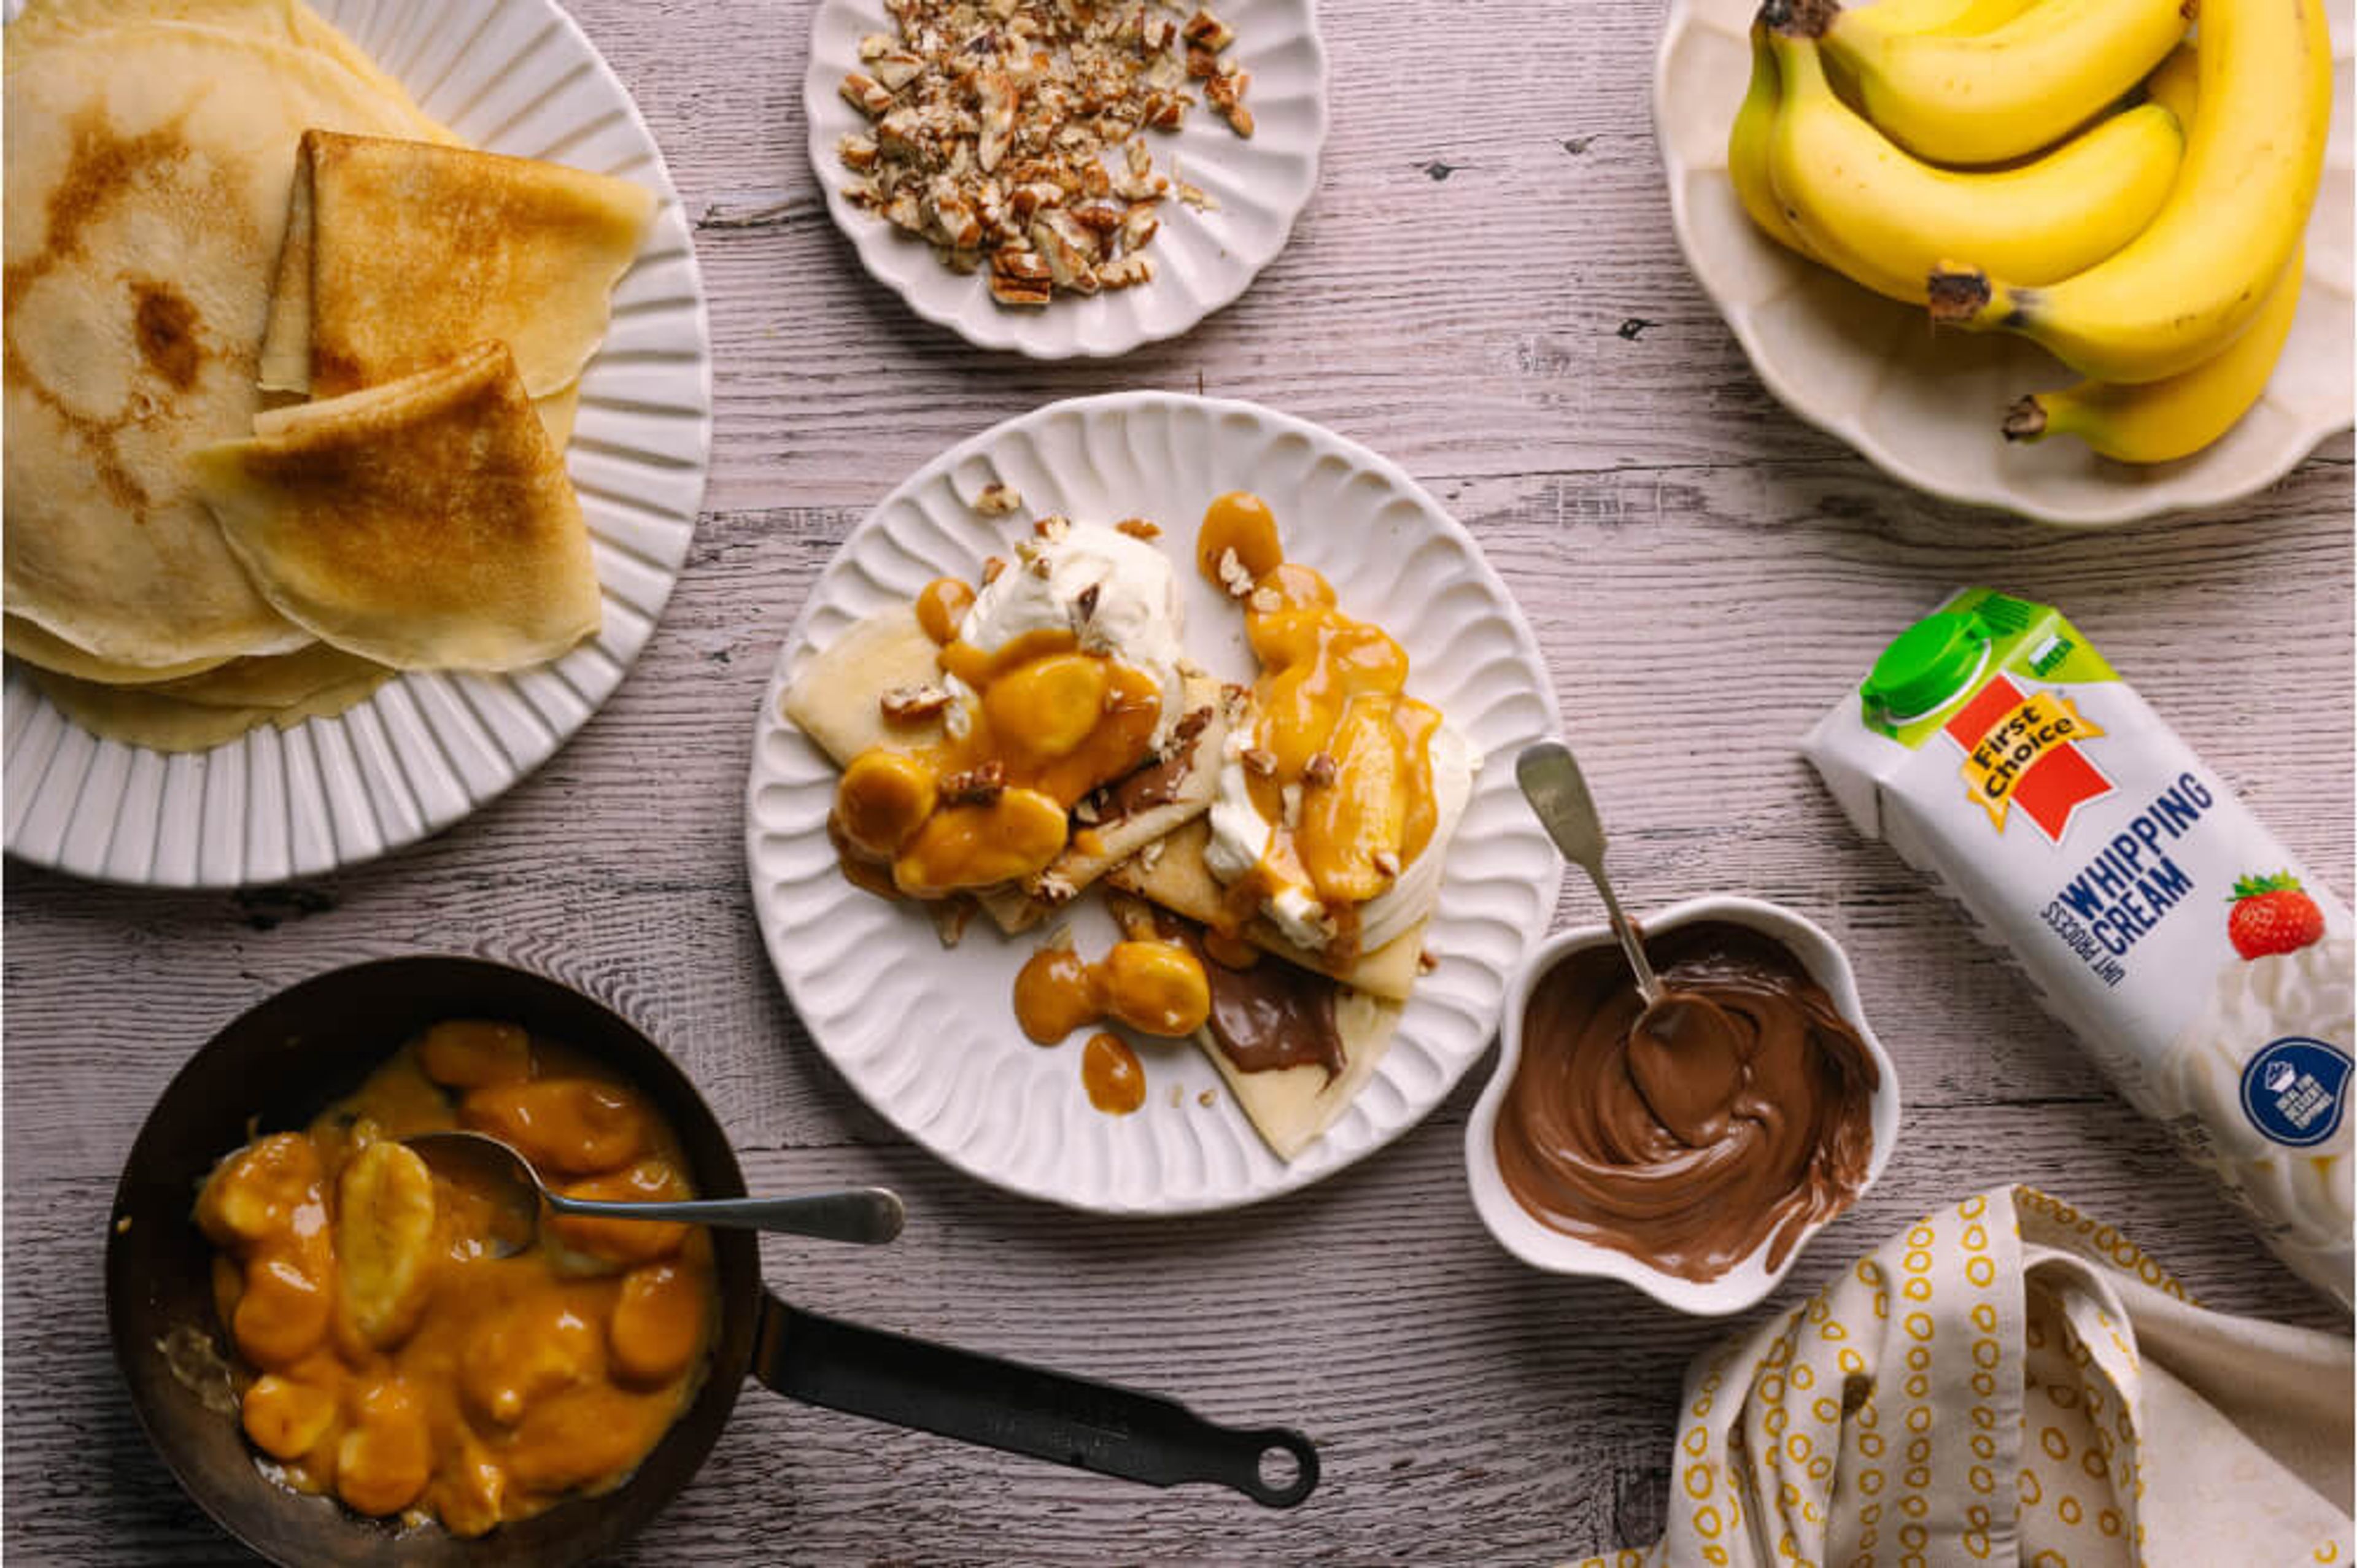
[1861,610,1986,722]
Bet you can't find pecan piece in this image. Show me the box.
[940,761,1007,805]
[880,683,952,724]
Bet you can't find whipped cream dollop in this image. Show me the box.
[951,521,1188,750]
[1205,718,1478,954]
[2164,936,2355,1250]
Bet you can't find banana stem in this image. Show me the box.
[1759,0,1840,40]
[2001,395,2051,442]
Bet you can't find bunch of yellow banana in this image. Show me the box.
[1730,0,2331,465]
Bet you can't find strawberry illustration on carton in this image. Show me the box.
[1805,589,2354,1306]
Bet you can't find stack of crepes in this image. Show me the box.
[2,0,656,751]
[1577,1185,2353,1567]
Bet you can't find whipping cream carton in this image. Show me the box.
[1805,589,2352,1305]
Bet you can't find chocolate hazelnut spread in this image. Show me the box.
[1494,922,1878,1283]
[1100,707,1212,822]
[1201,944,1345,1079]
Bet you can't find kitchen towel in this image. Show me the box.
[1576,1186,2352,1566]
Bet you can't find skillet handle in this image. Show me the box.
[753,1296,1318,1507]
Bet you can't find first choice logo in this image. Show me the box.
[1944,675,2114,843]
[2239,1037,2353,1149]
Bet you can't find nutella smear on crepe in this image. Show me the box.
[1495,922,1879,1283]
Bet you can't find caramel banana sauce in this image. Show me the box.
[1494,923,1878,1283]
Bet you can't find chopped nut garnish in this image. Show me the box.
[1216,546,1254,598]
[1198,1088,1218,1108]
[1242,747,1277,778]
[1075,582,1101,620]
[1026,550,1055,578]
[941,762,1007,805]
[840,72,895,117]
[1074,795,1102,824]
[1116,517,1163,541]
[981,555,1008,584]
[1182,8,1236,50]
[880,682,953,724]
[1030,870,1080,906]
[1302,752,1337,787]
[1280,782,1302,830]
[837,0,1247,307]
[1371,848,1401,878]
[1032,513,1074,540]
[974,481,1023,516]
[1418,948,1440,974]
[1096,254,1153,289]
[1169,1083,1185,1109]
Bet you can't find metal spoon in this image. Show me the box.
[406,1129,905,1256]
[1515,740,1744,1145]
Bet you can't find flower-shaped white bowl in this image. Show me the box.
[1654,0,2355,527]
[804,0,1328,358]
[1466,896,1901,1316]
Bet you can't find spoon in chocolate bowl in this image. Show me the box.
[1514,740,1746,1145]
[405,1129,907,1255]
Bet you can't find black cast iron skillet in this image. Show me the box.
[108,957,1318,1565]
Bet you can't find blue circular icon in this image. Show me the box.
[2239,1037,2353,1149]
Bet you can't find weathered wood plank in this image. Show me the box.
[6,0,2350,1561]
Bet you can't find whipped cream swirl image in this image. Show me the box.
[2163,936,2355,1251]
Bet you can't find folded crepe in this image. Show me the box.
[25,657,389,754]
[1107,894,1401,1162]
[1105,816,1429,1002]
[4,614,235,686]
[193,342,602,672]
[260,130,656,401]
[2,7,454,670]
[781,604,1226,933]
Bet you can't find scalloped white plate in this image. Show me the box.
[2,0,712,887]
[745,394,1562,1215]
[804,0,1326,358]
[1654,0,2354,527]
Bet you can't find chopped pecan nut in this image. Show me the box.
[1096,253,1153,288]
[1029,870,1080,906]
[1075,582,1101,620]
[941,762,1007,805]
[981,554,1008,583]
[1418,948,1440,975]
[974,481,1023,515]
[1032,512,1073,539]
[1242,747,1278,778]
[880,682,952,724]
[1302,752,1337,787]
[841,72,895,117]
[1371,848,1401,878]
[1115,517,1162,540]
[1183,9,1236,50]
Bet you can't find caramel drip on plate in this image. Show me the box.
[1493,923,1879,1284]
[1080,1032,1147,1116]
[1011,937,1209,1043]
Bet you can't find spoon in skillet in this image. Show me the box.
[406,1129,905,1256]
[1514,740,1747,1146]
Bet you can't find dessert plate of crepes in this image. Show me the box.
[747,393,1562,1213]
[2,0,711,886]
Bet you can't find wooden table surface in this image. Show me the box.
[7,1,2351,1562]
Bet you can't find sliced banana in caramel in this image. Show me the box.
[334,1140,439,1351]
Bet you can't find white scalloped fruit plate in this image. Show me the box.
[805,0,1328,358]
[2,0,713,887]
[745,394,1563,1215]
[1655,0,2353,527]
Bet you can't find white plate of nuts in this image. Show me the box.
[806,0,1328,358]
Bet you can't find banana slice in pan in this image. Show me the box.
[335,1140,439,1351]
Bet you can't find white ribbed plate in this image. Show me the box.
[805,0,1326,358]
[746,394,1562,1215]
[1655,0,2354,527]
[2,0,712,887]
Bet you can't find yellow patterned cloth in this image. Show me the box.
[1578,1187,2352,1567]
